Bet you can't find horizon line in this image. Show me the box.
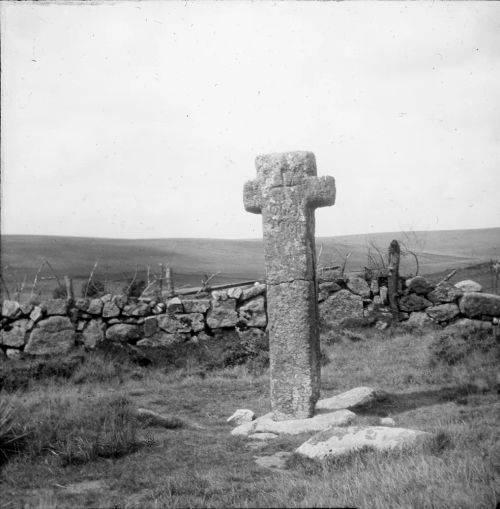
[1,225,499,242]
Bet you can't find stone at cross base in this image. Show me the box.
[243,151,335,421]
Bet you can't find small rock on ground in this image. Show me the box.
[227,409,255,425]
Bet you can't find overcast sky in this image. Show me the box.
[1,1,499,239]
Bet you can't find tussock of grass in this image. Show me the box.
[2,392,140,466]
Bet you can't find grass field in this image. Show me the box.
[1,227,499,298]
[1,324,499,508]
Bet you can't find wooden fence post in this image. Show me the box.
[64,276,74,302]
[165,266,175,298]
[387,240,400,313]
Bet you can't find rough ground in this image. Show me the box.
[1,325,499,508]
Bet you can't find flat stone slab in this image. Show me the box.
[316,387,385,412]
[295,426,430,460]
[230,409,355,437]
[253,410,355,436]
[248,432,278,441]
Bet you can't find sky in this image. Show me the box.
[1,1,499,240]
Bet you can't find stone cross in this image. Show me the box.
[243,151,336,420]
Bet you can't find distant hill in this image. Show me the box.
[1,228,498,296]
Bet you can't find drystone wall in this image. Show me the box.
[1,271,499,360]
[0,283,267,359]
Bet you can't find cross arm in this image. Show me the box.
[305,175,336,209]
[243,179,263,214]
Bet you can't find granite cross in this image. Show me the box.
[243,151,336,420]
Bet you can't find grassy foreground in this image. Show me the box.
[1,326,499,508]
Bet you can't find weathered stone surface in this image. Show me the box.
[211,290,228,301]
[452,318,493,330]
[20,302,34,315]
[455,280,482,293]
[153,302,166,314]
[241,283,266,301]
[82,319,105,349]
[87,299,104,315]
[316,387,385,412]
[426,303,460,322]
[318,282,342,302]
[406,311,435,327]
[380,417,396,426]
[346,276,371,298]
[244,152,335,285]
[0,319,29,347]
[227,287,243,300]
[428,282,463,304]
[406,276,434,295]
[254,410,355,436]
[122,302,149,317]
[182,299,210,314]
[166,297,184,314]
[2,300,21,319]
[105,324,141,343]
[399,294,432,312]
[136,332,185,347]
[102,301,120,318]
[157,313,204,333]
[230,412,274,436]
[74,298,90,312]
[244,151,335,420]
[267,280,320,420]
[320,289,363,328]
[112,294,128,309]
[143,316,158,337]
[6,349,21,359]
[296,426,430,459]
[459,292,500,318]
[249,433,279,442]
[25,316,75,355]
[29,306,44,324]
[44,299,68,316]
[206,299,238,328]
[227,409,255,426]
[238,296,267,327]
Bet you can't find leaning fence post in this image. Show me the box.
[387,240,400,313]
[64,276,74,302]
[165,266,175,298]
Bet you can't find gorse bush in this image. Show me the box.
[82,279,106,298]
[51,286,67,299]
[428,325,500,367]
[123,279,147,298]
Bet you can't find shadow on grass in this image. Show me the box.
[355,385,483,417]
